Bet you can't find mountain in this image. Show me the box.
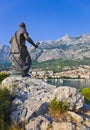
[0,45,11,70]
[0,45,10,61]
[0,34,90,63]
[29,34,90,62]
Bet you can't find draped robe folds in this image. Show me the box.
[10,27,31,75]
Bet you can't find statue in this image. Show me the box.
[9,22,38,77]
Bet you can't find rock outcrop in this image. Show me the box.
[52,86,84,111]
[2,76,90,130]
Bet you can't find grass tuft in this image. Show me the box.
[48,98,68,120]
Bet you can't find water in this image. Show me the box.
[47,79,90,89]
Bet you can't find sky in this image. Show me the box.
[0,0,90,45]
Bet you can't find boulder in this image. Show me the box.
[2,76,56,123]
[52,86,84,111]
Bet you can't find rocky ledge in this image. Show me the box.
[2,76,90,130]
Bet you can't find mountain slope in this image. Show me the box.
[0,45,10,61]
[29,34,90,62]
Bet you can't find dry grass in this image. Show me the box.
[8,123,25,130]
[46,124,52,130]
[8,117,26,130]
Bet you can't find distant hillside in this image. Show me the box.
[32,58,90,73]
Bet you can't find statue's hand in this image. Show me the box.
[35,42,40,48]
[35,44,38,48]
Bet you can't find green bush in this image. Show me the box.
[0,72,10,83]
[0,88,12,130]
[48,98,67,114]
[81,88,90,104]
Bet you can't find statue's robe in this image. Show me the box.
[10,27,31,75]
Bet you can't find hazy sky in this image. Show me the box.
[0,0,90,45]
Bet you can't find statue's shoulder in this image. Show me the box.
[17,28,27,35]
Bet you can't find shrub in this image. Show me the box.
[48,98,67,117]
[81,88,90,104]
[0,87,26,130]
[0,88,12,130]
[0,72,10,83]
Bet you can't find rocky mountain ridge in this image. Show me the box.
[0,45,10,61]
[0,34,90,62]
[33,34,90,62]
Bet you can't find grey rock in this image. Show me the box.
[67,111,84,123]
[52,122,76,130]
[2,76,90,130]
[52,86,84,111]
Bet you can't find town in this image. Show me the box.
[32,65,90,79]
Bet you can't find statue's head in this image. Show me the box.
[19,22,26,28]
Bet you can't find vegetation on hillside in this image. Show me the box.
[32,58,90,73]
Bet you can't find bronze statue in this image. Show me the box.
[9,22,38,77]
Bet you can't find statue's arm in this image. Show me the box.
[23,33,38,48]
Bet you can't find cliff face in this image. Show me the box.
[2,76,90,130]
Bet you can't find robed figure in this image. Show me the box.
[9,22,38,77]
